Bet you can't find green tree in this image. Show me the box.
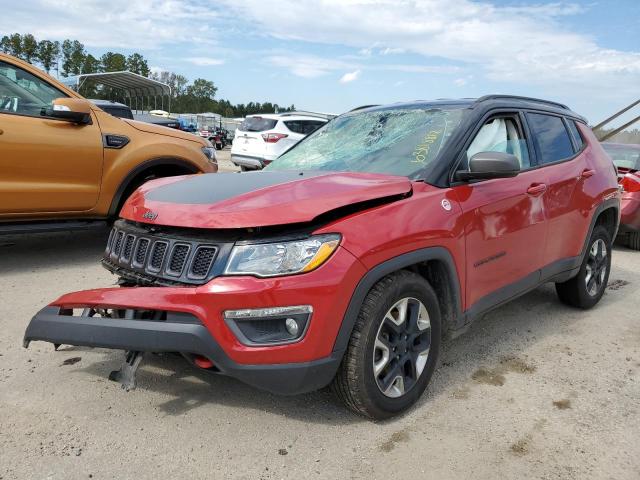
[82,54,100,74]
[0,35,11,54]
[100,52,126,72]
[36,40,60,73]
[21,34,38,63]
[61,39,86,76]
[126,53,149,76]
[4,33,24,58]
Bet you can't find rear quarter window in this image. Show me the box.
[284,120,326,135]
[566,119,584,152]
[239,117,278,132]
[526,113,575,164]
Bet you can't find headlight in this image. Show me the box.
[224,234,340,277]
[201,146,217,163]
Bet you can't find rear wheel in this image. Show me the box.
[628,231,640,251]
[556,225,611,308]
[332,271,441,419]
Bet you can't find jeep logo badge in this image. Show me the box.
[142,210,158,220]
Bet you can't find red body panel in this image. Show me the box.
[52,247,366,364]
[120,172,412,229]
[452,169,547,307]
[619,172,640,231]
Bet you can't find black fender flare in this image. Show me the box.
[332,246,463,353]
[580,197,620,259]
[108,157,200,217]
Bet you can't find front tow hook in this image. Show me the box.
[108,350,144,391]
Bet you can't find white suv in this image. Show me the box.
[231,112,333,170]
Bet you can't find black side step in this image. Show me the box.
[0,220,108,235]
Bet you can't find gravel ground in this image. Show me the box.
[1,160,638,479]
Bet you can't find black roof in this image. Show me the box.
[350,95,586,123]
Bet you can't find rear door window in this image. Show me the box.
[284,120,326,135]
[526,113,575,164]
[239,117,278,132]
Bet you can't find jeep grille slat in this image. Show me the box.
[102,221,223,286]
[149,242,168,271]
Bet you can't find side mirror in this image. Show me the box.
[457,151,520,181]
[42,98,92,125]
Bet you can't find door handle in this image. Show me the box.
[526,183,547,196]
[581,169,596,179]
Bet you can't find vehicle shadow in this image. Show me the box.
[0,228,110,274]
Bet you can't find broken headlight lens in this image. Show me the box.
[224,234,340,277]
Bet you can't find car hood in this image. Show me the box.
[122,119,206,144]
[119,171,412,229]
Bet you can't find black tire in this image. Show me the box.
[555,225,612,308]
[332,270,441,420]
[628,231,640,251]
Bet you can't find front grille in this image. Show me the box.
[149,242,168,271]
[103,221,222,286]
[191,247,217,278]
[167,244,190,276]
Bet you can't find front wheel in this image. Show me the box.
[556,225,612,308]
[628,231,640,251]
[332,271,441,419]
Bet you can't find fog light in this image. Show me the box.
[285,318,299,336]
[223,305,312,346]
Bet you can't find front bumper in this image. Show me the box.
[23,246,366,394]
[24,306,341,395]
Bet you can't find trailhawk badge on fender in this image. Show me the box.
[441,199,452,211]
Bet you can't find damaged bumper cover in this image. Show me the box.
[23,306,342,395]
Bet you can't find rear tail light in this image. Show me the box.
[262,133,288,143]
[621,172,640,193]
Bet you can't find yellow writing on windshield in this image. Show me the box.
[412,130,442,164]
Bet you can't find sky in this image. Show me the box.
[2,0,640,124]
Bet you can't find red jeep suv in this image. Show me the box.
[24,96,620,419]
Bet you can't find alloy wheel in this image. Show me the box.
[373,297,431,398]
[585,238,607,296]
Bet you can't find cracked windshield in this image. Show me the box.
[267,107,465,177]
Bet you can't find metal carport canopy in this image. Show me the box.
[62,71,171,97]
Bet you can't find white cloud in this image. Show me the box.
[0,0,219,49]
[380,47,405,56]
[266,54,351,78]
[186,57,225,66]
[454,78,467,86]
[340,69,360,83]
[218,0,640,93]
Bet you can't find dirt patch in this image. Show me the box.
[452,386,470,399]
[510,436,531,456]
[380,430,410,452]
[553,399,572,410]
[500,356,536,374]
[472,356,536,386]
[472,368,505,386]
[607,279,630,291]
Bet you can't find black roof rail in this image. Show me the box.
[349,104,380,112]
[476,95,569,110]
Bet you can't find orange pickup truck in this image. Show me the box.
[0,53,217,233]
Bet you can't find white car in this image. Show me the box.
[231,112,333,170]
